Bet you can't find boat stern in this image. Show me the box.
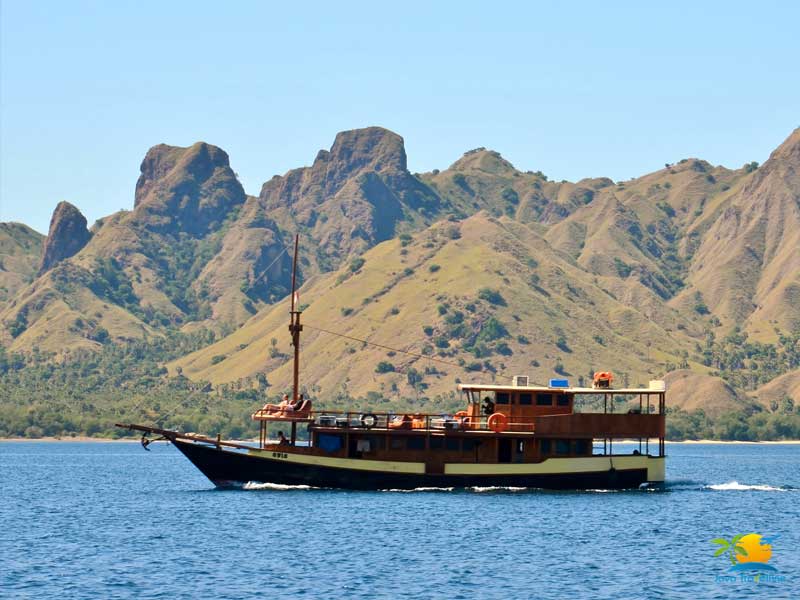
[646,456,666,485]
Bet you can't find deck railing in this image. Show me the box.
[307,411,496,432]
[256,410,665,437]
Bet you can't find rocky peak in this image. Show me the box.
[327,126,407,174]
[133,142,246,235]
[739,127,800,196]
[260,127,410,207]
[135,144,182,207]
[449,148,517,175]
[768,127,800,162]
[38,201,91,274]
[257,127,441,271]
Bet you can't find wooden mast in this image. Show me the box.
[289,234,302,402]
[288,234,302,445]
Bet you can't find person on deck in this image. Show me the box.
[277,431,290,446]
[279,394,304,416]
[261,394,290,415]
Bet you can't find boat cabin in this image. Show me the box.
[250,380,667,467]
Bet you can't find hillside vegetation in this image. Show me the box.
[0,223,43,303]
[2,126,799,439]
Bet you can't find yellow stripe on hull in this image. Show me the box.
[248,449,426,474]
[247,450,666,482]
[445,456,665,482]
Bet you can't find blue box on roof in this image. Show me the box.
[549,378,569,388]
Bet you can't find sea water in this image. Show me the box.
[1,442,798,599]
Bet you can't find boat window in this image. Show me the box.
[557,394,570,407]
[519,393,533,405]
[430,437,444,450]
[575,439,589,454]
[407,436,425,450]
[446,437,460,451]
[496,392,510,405]
[360,435,384,451]
[555,440,571,455]
[540,439,551,454]
[536,393,553,406]
[390,437,404,450]
[462,438,478,452]
[318,434,343,453]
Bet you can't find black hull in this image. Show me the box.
[173,440,650,491]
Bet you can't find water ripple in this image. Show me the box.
[2,441,799,599]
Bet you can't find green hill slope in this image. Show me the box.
[0,223,43,304]
[173,214,701,399]
[1,126,799,439]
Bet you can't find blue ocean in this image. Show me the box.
[2,442,798,599]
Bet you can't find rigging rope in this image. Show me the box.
[136,244,292,424]
[234,238,543,386]
[241,244,292,293]
[134,237,548,422]
[304,323,519,382]
[155,389,209,426]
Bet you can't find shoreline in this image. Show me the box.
[2,437,799,444]
[665,439,800,445]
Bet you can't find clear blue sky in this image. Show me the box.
[2,0,798,234]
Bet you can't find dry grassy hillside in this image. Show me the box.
[687,128,800,339]
[0,223,43,303]
[663,370,754,418]
[0,261,157,353]
[420,148,608,224]
[172,213,708,402]
[754,371,800,410]
[547,158,748,318]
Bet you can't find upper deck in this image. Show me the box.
[457,382,667,396]
[457,381,666,420]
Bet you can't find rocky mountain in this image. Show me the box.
[0,142,253,351]
[255,127,443,273]
[134,142,246,235]
[1,128,448,347]
[1,126,799,424]
[38,201,91,274]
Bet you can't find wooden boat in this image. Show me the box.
[118,236,666,490]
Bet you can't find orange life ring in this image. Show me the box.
[454,411,470,429]
[487,412,508,433]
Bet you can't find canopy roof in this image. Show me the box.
[457,383,666,395]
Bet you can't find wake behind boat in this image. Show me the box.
[118,235,666,490]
